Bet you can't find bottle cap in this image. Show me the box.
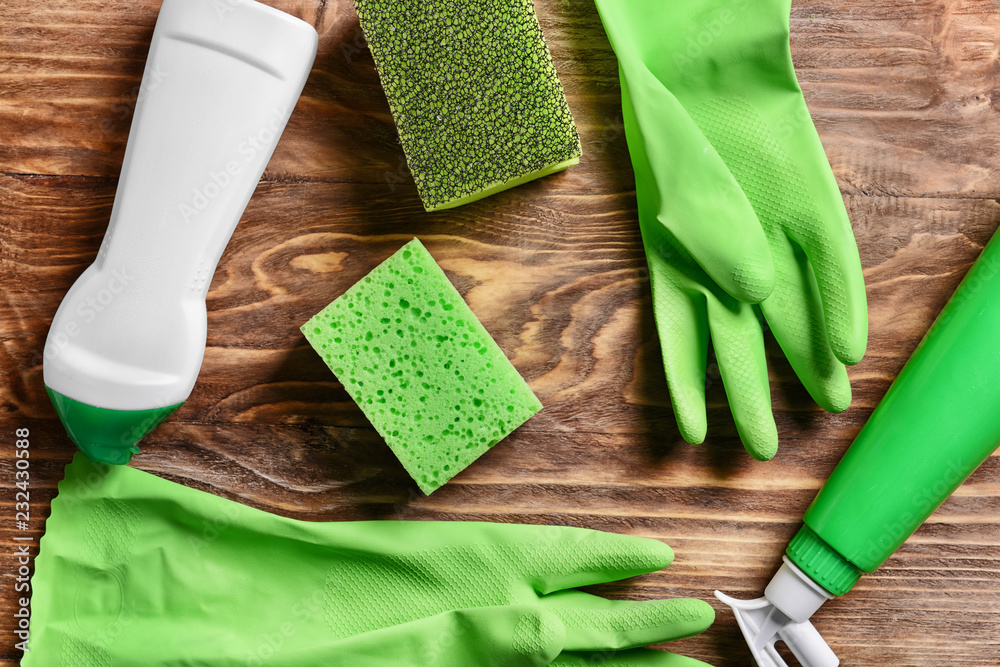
[45,386,182,465]
[787,525,863,597]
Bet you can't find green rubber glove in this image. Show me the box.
[25,454,715,666]
[595,0,868,460]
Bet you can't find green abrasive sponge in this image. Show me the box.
[302,239,542,494]
[353,0,582,212]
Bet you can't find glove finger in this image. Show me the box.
[530,531,675,595]
[554,649,714,667]
[288,606,565,667]
[618,63,774,304]
[686,96,867,365]
[785,204,869,366]
[644,238,710,445]
[760,235,852,413]
[771,102,868,366]
[704,295,778,460]
[539,590,715,651]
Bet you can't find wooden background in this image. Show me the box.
[2,0,999,664]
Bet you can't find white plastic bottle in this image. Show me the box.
[43,0,318,464]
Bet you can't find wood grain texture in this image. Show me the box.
[1,0,999,664]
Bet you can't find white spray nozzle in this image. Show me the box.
[715,557,840,667]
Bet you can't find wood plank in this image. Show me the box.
[1,1,998,197]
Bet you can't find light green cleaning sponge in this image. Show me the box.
[353,0,582,212]
[302,239,542,494]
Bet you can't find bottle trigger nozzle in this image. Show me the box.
[715,557,840,667]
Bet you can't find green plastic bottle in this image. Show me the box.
[718,228,1000,667]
